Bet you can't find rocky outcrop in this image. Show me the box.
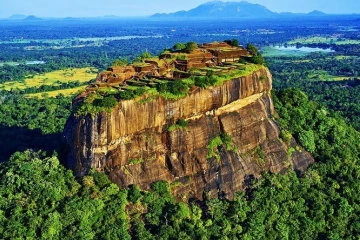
[64,67,313,200]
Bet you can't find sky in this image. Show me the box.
[0,0,359,18]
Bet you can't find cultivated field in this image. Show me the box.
[0,67,97,91]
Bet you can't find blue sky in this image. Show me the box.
[0,0,359,18]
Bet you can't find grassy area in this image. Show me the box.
[213,64,264,86]
[75,63,264,116]
[307,70,351,81]
[26,86,86,98]
[0,67,97,91]
[333,55,356,60]
[287,37,360,45]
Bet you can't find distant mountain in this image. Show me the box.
[307,10,326,16]
[103,15,120,18]
[153,1,277,19]
[24,15,42,21]
[152,1,328,19]
[7,15,42,21]
[9,14,28,20]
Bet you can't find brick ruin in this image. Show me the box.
[95,42,251,86]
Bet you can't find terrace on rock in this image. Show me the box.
[77,42,251,100]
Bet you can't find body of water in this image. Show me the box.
[273,46,334,53]
[25,60,45,65]
[0,60,45,67]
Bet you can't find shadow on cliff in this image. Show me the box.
[0,125,66,162]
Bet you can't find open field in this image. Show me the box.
[307,70,351,81]
[0,67,97,91]
[26,86,86,98]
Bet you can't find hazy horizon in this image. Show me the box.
[0,0,359,18]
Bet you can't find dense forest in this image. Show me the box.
[1,89,359,239]
[0,92,72,161]
[266,45,360,131]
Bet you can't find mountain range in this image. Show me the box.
[152,1,327,19]
[7,14,43,21]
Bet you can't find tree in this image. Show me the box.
[225,39,239,47]
[249,54,265,65]
[133,51,152,63]
[246,43,259,55]
[185,42,198,52]
[173,42,186,51]
[93,95,118,109]
[246,43,265,65]
[298,130,316,153]
[113,58,128,67]
[141,50,152,59]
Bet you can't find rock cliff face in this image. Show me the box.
[64,67,313,200]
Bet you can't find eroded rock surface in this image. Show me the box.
[64,68,313,200]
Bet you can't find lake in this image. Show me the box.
[0,60,45,67]
[262,45,335,57]
[273,46,334,53]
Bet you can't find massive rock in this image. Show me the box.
[64,67,313,200]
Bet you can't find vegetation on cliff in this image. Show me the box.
[71,41,266,117]
[1,89,359,239]
[74,63,264,117]
[207,133,237,162]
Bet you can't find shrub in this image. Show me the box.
[249,54,265,65]
[225,39,239,47]
[173,42,186,51]
[157,80,189,96]
[156,82,168,93]
[133,51,152,63]
[185,41,198,52]
[207,136,223,162]
[194,72,217,88]
[207,133,236,162]
[93,95,118,109]
[119,88,146,100]
[141,51,152,59]
[168,119,188,132]
[113,58,128,67]
[176,54,187,60]
[194,76,207,88]
[238,58,247,64]
[134,87,146,96]
[246,43,259,55]
[280,129,292,145]
[129,158,144,165]
[169,81,188,95]
[246,43,266,65]
[119,89,135,100]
